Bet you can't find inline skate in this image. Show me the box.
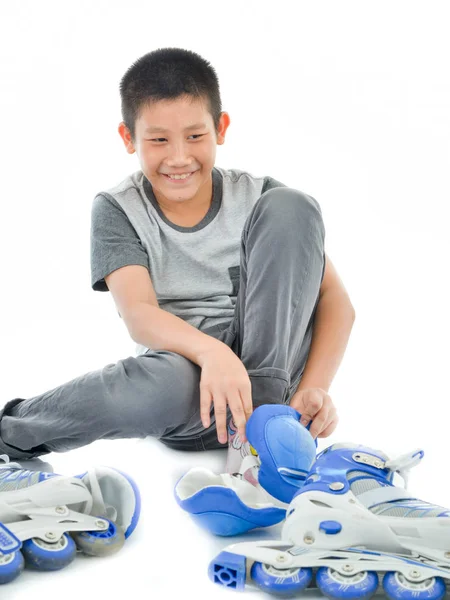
[210,442,450,599]
[0,455,140,584]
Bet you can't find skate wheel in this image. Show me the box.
[251,561,313,595]
[22,534,76,571]
[316,567,378,599]
[72,518,125,557]
[0,551,25,584]
[383,571,446,600]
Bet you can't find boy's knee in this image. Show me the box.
[267,187,322,216]
[254,187,324,233]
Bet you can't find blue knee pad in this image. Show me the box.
[174,470,287,536]
[246,404,317,504]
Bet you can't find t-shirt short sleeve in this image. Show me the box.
[90,193,150,291]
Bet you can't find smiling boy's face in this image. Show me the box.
[119,95,230,213]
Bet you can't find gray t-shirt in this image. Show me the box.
[90,166,287,355]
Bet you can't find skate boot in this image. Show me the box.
[174,404,316,536]
[0,455,140,585]
[209,443,450,599]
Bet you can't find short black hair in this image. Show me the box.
[120,47,223,142]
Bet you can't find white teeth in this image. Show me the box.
[167,172,192,180]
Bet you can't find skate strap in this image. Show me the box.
[357,485,417,509]
[223,454,287,509]
[238,453,260,475]
[224,454,260,488]
[384,448,424,488]
[384,448,424,473]
[85,468,118,522]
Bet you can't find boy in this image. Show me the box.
[0,47,355,465]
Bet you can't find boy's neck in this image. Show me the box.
[153,172,213,217]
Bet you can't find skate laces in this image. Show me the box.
[384,448,424,488]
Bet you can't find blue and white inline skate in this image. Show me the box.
[210,442,450,600]
[0,455,140,584]
[174,405,317,536]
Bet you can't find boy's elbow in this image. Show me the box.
[349,302,356,322]
[340,292,356,322]
[336,288,356,321]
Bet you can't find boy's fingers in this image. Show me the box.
[299,412,313,427]
[318,417,339,438]
[200,388,212,428]
[309,406,330,439]
[241,389,253,442]
[213,396,228,443]
[297,397,322,425]
[243,386,253,416]
[318,413,339,438]
[229,392,247,443]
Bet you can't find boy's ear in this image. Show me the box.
[216,112,231,145]
[118,122,136,154]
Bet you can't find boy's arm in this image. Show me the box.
[105,265,222,364]
[294,253,356,394]
[289,254,355,437]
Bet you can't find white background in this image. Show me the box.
[0,1,449,598]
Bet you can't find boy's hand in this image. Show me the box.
[197,343,253,445]
[289,388,338,439]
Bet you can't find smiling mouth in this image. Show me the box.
[163,171,197,181]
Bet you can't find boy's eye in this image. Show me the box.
[150,134,204,142]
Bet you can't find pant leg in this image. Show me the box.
[194,186,325,451]
[237,186,325,403]
[0,347,221,460]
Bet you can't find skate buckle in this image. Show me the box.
[352,452,385,470]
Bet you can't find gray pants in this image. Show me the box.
[0,188,325,460]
